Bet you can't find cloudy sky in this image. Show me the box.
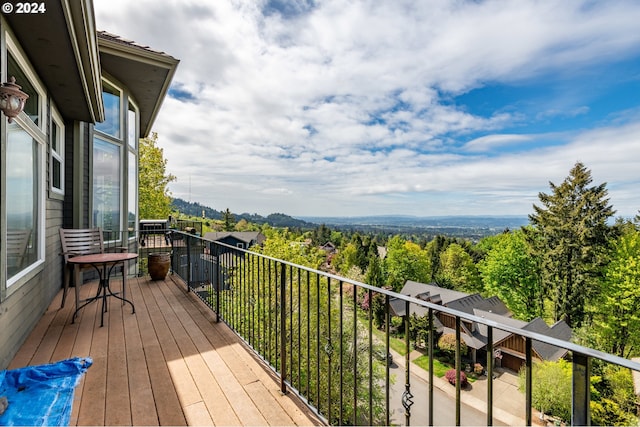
[94,0,640,218]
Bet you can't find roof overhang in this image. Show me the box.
[4,0,104,122]
[98,32,179,138]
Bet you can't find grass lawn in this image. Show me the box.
[358,311,409,356]
[413,355,451,377]
[412,355,477,383]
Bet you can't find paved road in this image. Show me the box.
[388,360,506,426]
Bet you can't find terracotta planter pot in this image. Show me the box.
[148,252,170,280]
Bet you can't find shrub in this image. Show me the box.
[438,333,468,355]
[445,369,468,387]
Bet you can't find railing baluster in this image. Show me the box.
[327,276,332,424]
[572,352,591,426]
[455,316,461,426]
[339,280,344,424]
[306,270,311,400]
[353,284,358,426]
[316,273,321,414]
[428,307,434,426]
[525,337,532,426]
[403,300,413,426]
[214,243,220,322]
[289,265,294,390]
[280,262,287,394]
[385,294,390,427]
[368,289,373,426]
[487,326,493,426]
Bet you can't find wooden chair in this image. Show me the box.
[59,228,127,309]
[7,229,32,274]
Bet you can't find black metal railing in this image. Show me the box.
[140,230,640,426]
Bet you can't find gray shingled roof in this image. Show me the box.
[203,232,265,245]
[395,281,572,361]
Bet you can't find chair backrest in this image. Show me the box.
[59,228,104,262]
[7,229,31,270]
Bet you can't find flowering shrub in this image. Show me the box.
[445,369,468,387]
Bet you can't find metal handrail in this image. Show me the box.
[157,230,640,425]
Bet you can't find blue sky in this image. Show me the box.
[94,0,640,218]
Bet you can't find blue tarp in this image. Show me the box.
[0,357,92,426]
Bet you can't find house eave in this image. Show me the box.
[3,0,104,122]
[97,33,179,137]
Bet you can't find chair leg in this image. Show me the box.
[74,265,82,312]
[61,267,70,308]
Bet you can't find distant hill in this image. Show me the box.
[298,215,529,229]
[297,215,530,240]
[171,198,315,229]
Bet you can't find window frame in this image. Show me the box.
[2,29,47,294]
[49,106,65,197]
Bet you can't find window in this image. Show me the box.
[92,82,139,243]
[92,137,121,235]
[6,124,41,282]
[127,103,137,149]
[50,108,64,195]
[128,151,137,232]
[8,52,39,126]
[3,33,46,290]
[95,81,121,138]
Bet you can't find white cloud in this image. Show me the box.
[94,0,640,217]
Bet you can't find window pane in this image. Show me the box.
[6,123,39,281]
[95,83,120,138]
[128,151,137,232]
[128,106,137,149]
[52,121,58,152]
[8,53,39,125]
[52,158,61,189]
[93,138,121,235]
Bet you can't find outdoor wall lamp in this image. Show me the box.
[0,76,29,123]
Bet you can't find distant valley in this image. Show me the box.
[172,198,529,239]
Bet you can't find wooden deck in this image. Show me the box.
[9,274,322,426]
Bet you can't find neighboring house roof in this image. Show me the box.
[447,294,511,317]
[401,281,468,306]
[203,232,266,246]
[97,31,179,137]
[395,280,572,360]
[522,318,572,361]
[320,242,336,252]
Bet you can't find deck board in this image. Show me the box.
[9,274,321,426]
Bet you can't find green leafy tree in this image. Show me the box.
[138,132,176,219]
[384,236,431,291]
[478,229,543,320]
[591,224,640,357]
[527,162,615,328]
[519,360,572,422]
[333,242,359,275]
[437,243,482,292]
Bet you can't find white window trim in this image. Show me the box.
[94,77,123,141]
[5,115,47,290]
[6,32,46,131]
[4,29,47,291]
[50,106,65,196]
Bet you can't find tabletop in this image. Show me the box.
[67,252,138,265]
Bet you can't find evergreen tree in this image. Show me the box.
[527,162,615,328]
[222,208,235,231]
